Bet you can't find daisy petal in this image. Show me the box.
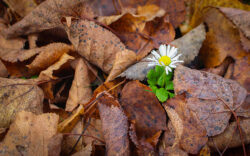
[172,54,182,61]
[159,44,167,56]
[170,48,178,58]
[151,50,161,59]
[146,57,157,62]
[166,66,172,72]
[166,45,171,56]
[165,67,169,75]
[169,63,176,68]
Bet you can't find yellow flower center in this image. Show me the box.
[159,56,171,66]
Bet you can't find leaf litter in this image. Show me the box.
[0,0,249,155]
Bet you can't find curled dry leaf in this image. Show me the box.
[27,43,74,73]
[66,58,92,111]
[189,0,250,28]
[174,65,248,136]
[121,81,167,141]
[39,53,74,80]
[65,19,136,80]
[3,0,37,17]
[98,92,130,156]
[119,23,206,80]
[0,111,59,156]
[0,78,43,128]
[199,8,248,68]
[208,118,250,151]
[163,94,208,154]
[1,0,96,38]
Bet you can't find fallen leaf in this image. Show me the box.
[0,111,59,155]
[61,121,83,155]
[199,7,248,67]
[39,53,74,80]
[98,92,130,156]
[48,134,63,156]
[174,65,248,136]
[120,81,167,140]
[163,94,208,154]
[3,0,37,17]
[219,7,250,39]
[28,34,38,48]
[83,118,104,145]
[72,144,92,156]
[208,118,250,151]
[1,0,96,38]
[161,146,188,156]
[66,19,136,74]
[189,0,250,28]
[0,60,8,77]
[0,78,43,128]
[171,23,206,65]
[119,23,206,80]
[66,58,92,112]
[198,145,210,156]
[27,43,74,73]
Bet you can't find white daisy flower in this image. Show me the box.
[147,44,183,75]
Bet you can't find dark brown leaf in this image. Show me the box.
[98,92,130,156]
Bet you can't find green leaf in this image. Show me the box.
[165,81,174,90]
[157,72,166,87]
[147,69,157,86]
[149,85,158,94]
[167,91,175,98]
[165,71,173,81]
[156,88,168,102]
[155,65,165,77]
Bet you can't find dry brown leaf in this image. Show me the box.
[3,0,37,17]
[162,146,188,156]
[189,0,250,28]
[39,53,74,80]
[72,144,92,156]
[121,81,167,140]
[208,119,250,151]
[66,19,136,74]
[0,78,43,128]
[27,43,74,73]
[61,121,83,155]
[66,58,92,111]
[0,60,8,77]
[199,7,248,68]
[48,134,63,156]
[0,111,59,156]
[83,118,104,145]
[163,94,208,154]
[28,34,38,48]
[98,92,130,156]
[1,0,96,38]
[174,65,248,136]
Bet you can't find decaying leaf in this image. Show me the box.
[3,0,37,17]
[0,78,43,128]
[61,121,83,155]
[163,94,208,154]
[65,19,136,81]
[27,43,74,73]
[0,111,59,155]
[174,65,248,136]
[199,8,248,67]
[0,60,8,77]
[121,81,167,140]
[1,0,96,38]
[98,92,130,156]
[39,53,74,80]
[48,134,63,156]
[83,118,104,145]
[72,144,92,156]
[171,23,206,64]
[208,118,250,151]
[119,23,206,80]
[66,58,92,112]
[189,0,250,28]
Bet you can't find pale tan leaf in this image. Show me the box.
[66,58,92,112]
[0,111,59,156]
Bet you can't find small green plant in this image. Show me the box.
[147,65,174,102]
